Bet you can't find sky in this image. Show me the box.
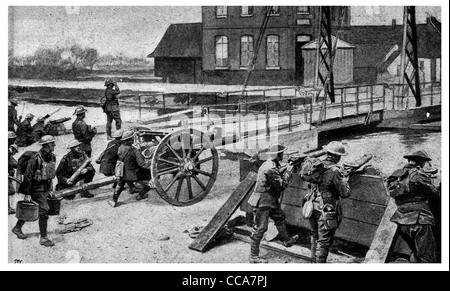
[7,4,441,59]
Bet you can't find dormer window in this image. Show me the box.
[241,6,253,16]
[216,6,227,18]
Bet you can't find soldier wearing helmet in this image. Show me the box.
[16,113,35,147]
[308,141,351,263]
[388,150,440,263]
[72,106,97,157]
[8,98,20,133]
[8,144,19,214]
[55,139,96,199]
[103,79,122,140]
[246,144,299,263]
[32,116,48,142]
[12,135,57,247]
[108,130,152,208]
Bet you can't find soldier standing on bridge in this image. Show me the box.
[56,139,95,199]
[8,97,20,133]
[12,135,57,247]
[388,150,440,263]
[72,106,97,158]
[308,141,350,263]
[246,144,299,263]
[108,130,152,208]
[103,79,122,140]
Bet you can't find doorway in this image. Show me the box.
[295,35,312,85]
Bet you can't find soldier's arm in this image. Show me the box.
[112,84,120,95]
[56,156,70,184]
[266,168,291,192]
[20,156,38,195]
[135,149,150,169]
[418,171,440,199]
[331,167,351,198]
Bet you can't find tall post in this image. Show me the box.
[265,102,270,137]
[288,99,292,132]
[138,95,142,120]
[356,86,360,116]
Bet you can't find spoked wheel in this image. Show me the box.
[150,129,219,206]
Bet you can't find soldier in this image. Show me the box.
[16,113,35,147]
[108,130,152,208]
[8,98,20,133]
[8,144,19,214]
[388,150,440,263]
[308,141,350,263]
[55,139,95,199]
[32,116,47,141]
[72,106,97,157]
[246,144,299,263]
[12,135,57,247]
[103,79,122,140]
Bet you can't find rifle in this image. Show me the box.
[288,149,327,168]
[19,103,25,122]
[43,108,61,120]
[342,154,373,176]
[67,158,91,185]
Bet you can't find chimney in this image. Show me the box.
[392,19,396,27]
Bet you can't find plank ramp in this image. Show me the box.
[188,171,257,252]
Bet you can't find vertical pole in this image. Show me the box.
[288,99,292,132]
[309,95,313,128]
[344,87,347,102]
[370,86,374,112]
[245,91,248,113]
[226,93,229,114]
[265,102,270,137]
[382,85,386,109]
[187,94,190,109]
[341,89,344,119]
[215,93,218,106]
[430,83,433,106]
[356,86,359,116]
[238,104,242,141]
[323,95,327,120]
[138,95,142,120]
[392,86,396,110]
[163,94,166,111]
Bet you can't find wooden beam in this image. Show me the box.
[188,171,257,252]
[363,198,398,263]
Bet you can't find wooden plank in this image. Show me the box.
[364,198,399,263]
[349,175,390,206]
[233,233,356,263]
[341,199,387,226]
[282,187,305,207]
[189,171,257,252]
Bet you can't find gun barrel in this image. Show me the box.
[55,176,119,199]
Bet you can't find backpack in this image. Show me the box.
[299,157,327,184]
[115,148,131,178]
[17,151,38,174]
[387,168,411,198]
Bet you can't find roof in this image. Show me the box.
[148,23,202,58]
[340,21,441,69]
[302,36,355,50]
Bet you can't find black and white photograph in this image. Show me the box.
[3,0,448,273]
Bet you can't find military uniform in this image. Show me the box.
[56,149,95,199]
[109,143,151,206]
[32,121,47,141]
[8,104,20,133]
[247,157,296,262]
[14,148,56,245]
[308,155,350,263]
[390,164,440,263]
[99,139,121,176]
[8,146,18,214]
[72,116,96,157]
[104,83,122,138]
[16,119,35,147]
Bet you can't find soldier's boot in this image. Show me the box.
[316,248,329,263]
[12,220,27,240]
[8,198,15,215]
[310,237,317,263]
[39,237,55,247]
[81,190,94,198]
[135,185,151,201]
[249,238,268,264]
[276,224,299,248]
[129,183,142,194]
[108,187,121,208]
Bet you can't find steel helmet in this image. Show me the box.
[8,131,17,139]
[324,141,348,156]
[104,79,114,86]
[266,144,287,155]
[67,139,82,149]
[112,129,124,138]
[39,135,56,145]
[36,116,45,123]
[73,107,88,115]
[121,130,135,141]
[26,113,34,119]
[10,144,18,154]
[404,150,432,161]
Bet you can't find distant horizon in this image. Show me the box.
[8,6,441,59]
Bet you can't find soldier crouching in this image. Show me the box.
[247,144,299,263]
[55,139,96,199]
[12,135,57,247]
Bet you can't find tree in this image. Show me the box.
[34,46,63,66]
[83,48,99,70]
[68,44,85,69]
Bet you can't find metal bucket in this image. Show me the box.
[47,197,62,216]
[15,200,39,222]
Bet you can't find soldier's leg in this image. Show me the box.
[249,207,270,263]
[79,169,96,198]
[109,181,125,207]
[309,211,320,263]
[135,180,151,201]
[113,111,122,130]
[316,219,336,263]
[12,219,27,239]
[271,207,299,247]
[33,192,54,247]
[106,113,113,137]
[412,224,437,263]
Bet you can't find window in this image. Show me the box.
[270,6,280,16]
[216,6,227,18]
[266,35,280,68]
[215,36,228,68]
[240,36,254,67]
[297,6,309,14]
[241,6,253,16]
